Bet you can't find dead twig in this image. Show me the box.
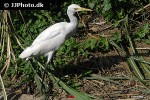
[135,3,150,14]
[136,48,150,50]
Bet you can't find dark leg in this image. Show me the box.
[42,63,48,81]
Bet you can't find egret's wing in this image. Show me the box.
[32,22,66,45]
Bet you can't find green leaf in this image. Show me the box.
[88,2,95,9]
[90,39,97,49]
[102,0,111,12]
[114,21,119,27]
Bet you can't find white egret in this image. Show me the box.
[19,4,92,64]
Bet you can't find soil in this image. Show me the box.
[1,48,150,100]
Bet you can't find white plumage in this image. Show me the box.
[19,4,92,64]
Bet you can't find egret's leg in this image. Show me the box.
[26,57,31,61]
[46,51,54,64]
[42,51,54,79]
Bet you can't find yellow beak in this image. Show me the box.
[76,7,92,11]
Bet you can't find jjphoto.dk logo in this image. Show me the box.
[4,2,44,8]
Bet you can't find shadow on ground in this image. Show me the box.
[53,53,127,77]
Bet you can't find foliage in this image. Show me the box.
[0,0,149,99]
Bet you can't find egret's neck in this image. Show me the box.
[67,11,78,25]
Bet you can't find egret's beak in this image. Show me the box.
[76,7,92,11]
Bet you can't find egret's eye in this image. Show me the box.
[74,8,78,10]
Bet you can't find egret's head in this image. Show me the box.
[67,4,92,14]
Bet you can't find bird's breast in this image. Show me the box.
[64,23,77,39]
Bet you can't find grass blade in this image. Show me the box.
[127,57,144,80]
[0,75,7,100]
[84,74,150,94]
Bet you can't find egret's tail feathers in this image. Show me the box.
[19,47,32,59]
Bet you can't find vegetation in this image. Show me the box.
[0,0,150,99]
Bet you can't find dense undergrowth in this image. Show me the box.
[0,0,150,100]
